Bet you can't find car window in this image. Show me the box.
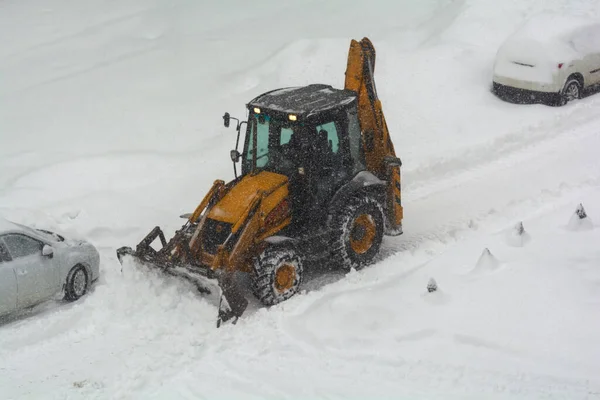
[0,240,12,263]
[3,234,42,259]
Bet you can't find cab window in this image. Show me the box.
[246,115,270,168]
[242,114,306,176]
[315,122,340,153]
[346,110,365,172]
[280,127,293,145]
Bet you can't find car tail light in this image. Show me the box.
[558,63,564,69]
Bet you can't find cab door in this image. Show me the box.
[312,120,347,207]
[3,234,59,308]
[0,240,17,316]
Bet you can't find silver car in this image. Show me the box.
[0,219,100,317]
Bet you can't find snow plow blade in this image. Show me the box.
[116,226,248,327]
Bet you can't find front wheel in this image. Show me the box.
[64,265,89,301]
[251,245,303,306]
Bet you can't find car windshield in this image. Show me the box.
[242,113,340,176]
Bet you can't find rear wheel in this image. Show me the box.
[558,78,581,106]
[64,265,89,301]
[251,245,303,306]
[330,196,385,271]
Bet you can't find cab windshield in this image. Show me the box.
[242,113,341,176]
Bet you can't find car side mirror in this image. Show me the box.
[223,112,230,128]
[42,244,54,258]
[230,149,241,163]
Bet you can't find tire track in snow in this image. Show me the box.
[404,98,600,198]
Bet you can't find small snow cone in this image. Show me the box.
[474,248,500,272]
[427,278,438,293]
[505,221,530,247]
[567,203,593,231]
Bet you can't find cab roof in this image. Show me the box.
[248,84,357,120]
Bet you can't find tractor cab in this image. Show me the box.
[234,84,366,224]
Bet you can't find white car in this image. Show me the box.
[0,219,100,317]
[492,14,600,106]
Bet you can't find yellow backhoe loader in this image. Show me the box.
[117,37,403,326]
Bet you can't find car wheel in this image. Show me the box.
[64,265,89,301]
[558,79,581,106]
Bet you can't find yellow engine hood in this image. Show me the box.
[207,171,288,224]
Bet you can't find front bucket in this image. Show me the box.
[116,246,248,327]
[216,272,249,327]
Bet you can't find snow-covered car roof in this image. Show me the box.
[495,13,600,66]
[0,218,22,234]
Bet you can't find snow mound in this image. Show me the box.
[474,248,501,272]
[505,221,532,247]
[567,203,594,231]
[427,277,438,292]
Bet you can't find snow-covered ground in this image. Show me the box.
[1,0,600,398]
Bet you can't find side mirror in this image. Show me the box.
[42,244,54,258]
[223,112,230,128]
[230,149,241,163]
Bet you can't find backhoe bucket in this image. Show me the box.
[116,226,248,327]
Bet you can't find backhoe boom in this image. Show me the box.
[344,38,403,233]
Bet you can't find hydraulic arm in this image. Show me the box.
[344,38,403,234]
